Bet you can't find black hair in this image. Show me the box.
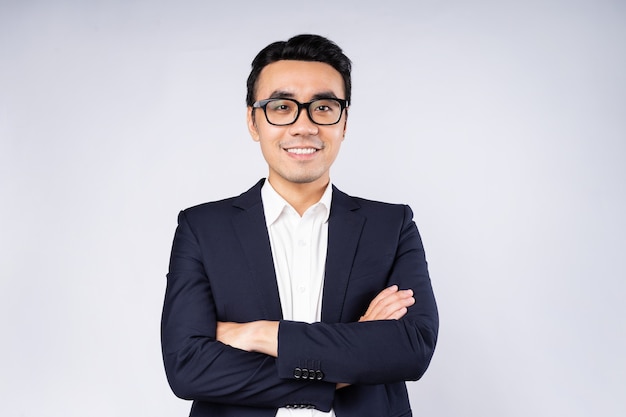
[246,34,352,106]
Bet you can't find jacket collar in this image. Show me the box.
[231,179,365,323]
[232,178,266,211]
[322,185,364,323]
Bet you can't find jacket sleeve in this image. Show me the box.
[161,210,336,411]
[276,205,438,385]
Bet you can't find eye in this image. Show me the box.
[268,99,294,113]
[311,99,339,113]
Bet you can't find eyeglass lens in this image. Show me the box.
[265,99,343,125]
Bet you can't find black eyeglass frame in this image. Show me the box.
[252,97,349,126]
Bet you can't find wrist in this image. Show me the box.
[251,321,279,357]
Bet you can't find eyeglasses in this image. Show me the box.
[252,98,348,126]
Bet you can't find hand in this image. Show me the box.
[336,286,414,390]
[216,321,279,357]
[359,285,414,322]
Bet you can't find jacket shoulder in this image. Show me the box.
[351,197,412,225]
[183,195,237,216]
[180,179,265,221]
[333,186,411,216]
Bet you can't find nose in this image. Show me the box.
[288,107,319,136]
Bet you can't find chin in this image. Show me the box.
[287,176,321,184]
[283,171,325,184]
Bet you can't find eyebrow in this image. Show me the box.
[267,90,341,101]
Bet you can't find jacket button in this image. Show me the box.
[294,368,302,379]
[301,368,309,379]
[315,370,324,380]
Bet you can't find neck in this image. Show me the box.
[267,176,329,216]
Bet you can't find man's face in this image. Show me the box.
[247,60,347,190]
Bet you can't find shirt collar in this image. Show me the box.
[261,179,333,227]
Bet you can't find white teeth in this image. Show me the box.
[287,148,317,155]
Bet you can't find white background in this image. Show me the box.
[1,1,625,416]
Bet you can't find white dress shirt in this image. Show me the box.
[261,180,335,417]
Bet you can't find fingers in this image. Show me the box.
[360,285,415,322]
[369,284,400,306]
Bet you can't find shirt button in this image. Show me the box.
[297,285,306,293]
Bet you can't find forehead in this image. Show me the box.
[255,60,345,100]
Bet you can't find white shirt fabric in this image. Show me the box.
[261,180,335,417]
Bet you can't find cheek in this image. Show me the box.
[331,131,345,149]
[326,137,343,162]
[258,138,282,161]
[254,124,279,147]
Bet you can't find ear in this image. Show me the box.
[247,107,260,142]
[342,108,349,139]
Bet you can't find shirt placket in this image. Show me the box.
[292,212,313,323]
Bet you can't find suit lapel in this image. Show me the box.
[231,180,283,320]
[230,181,364,323]
[322,186,364,323]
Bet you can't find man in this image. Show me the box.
[161,34,438,417]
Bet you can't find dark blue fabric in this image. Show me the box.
[161,179,438,416]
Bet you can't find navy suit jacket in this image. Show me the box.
[161,179,438,417]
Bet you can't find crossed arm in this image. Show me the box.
[216,285,415,391]
[163,205,438,409]
[216,285,415,359]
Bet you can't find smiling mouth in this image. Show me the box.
[286,148,318,155]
